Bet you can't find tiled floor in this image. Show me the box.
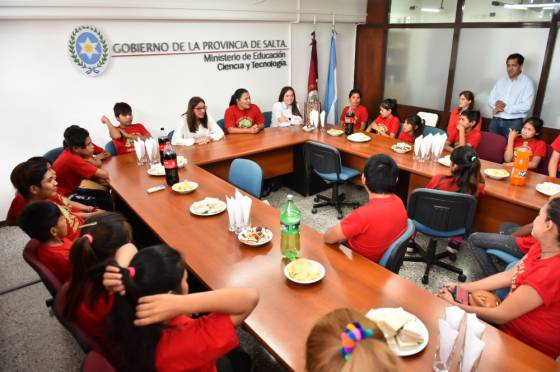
[0,185,486,371]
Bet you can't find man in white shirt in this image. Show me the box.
[488,53,535,138]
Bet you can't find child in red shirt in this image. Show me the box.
[548,135,560,178]
[398,114,425,143]
[504,117,547,170]
[18,201,72,283]
[446,90,482,141]
[101,102,151,155]
[323,154,408,263]
[445,110,482,151]
[106,245,258,372]
[366,98,400,137]
[340,88,369,131]
[224,88,265,134]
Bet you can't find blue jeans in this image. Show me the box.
[489,117,524,138]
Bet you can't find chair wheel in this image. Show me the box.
[421,275,429,284]
[353,203,360,209]
[337,213,343,220]
[311,208,317,214]
[449,253,457,261]
[458,274,467,282]
[314,196,320,202]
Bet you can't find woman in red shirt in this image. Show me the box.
[340,88,369,131]
[447,90,481,140]
[224,88,265,134]
[438,197,560,359]
[107,245,259,372]
[398,114,425,143]
[504,117,547,170]
[366,98,400,137]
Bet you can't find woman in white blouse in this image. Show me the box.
[171,97,224,146]
[270,86,303,127]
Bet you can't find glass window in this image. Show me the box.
[462,0,554,22]
[452,28,548,118]
[384,29,454,110]
[389,0,457,23]
[541,29,560,129]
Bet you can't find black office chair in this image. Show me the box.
[304,141,361,219]
[405,188,477,284]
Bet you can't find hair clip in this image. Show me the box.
[471,156,477,162]
[83,234,93,244]
[339,322,374,361]
[128,267,136,279]
[79,221,98,229]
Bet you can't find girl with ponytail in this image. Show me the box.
[64,212,137,340]
[224,88,265,134]
[107,245,259,372]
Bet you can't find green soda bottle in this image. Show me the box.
[280,194,301,260]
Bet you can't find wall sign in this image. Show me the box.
[68,25,109,77]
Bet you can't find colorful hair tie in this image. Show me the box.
[83,234,93,244]
[128,267,136,279]
[339,322,374,361]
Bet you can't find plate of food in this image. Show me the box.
[189,197,227,216]
[147,163,165,176]
[171,180,198,194]
[238,226,273,246]
[366,307,429,357]
[391,142,412,154]
[437,155,451,167]
[484,168,510,180]
[347,132,372,143]
[177,155,188,168]
[536,182,560,197]
[284,258,325,285]
[327,128,344,137]
[302,125,316,132]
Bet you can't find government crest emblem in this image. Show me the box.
[68,25,109,77]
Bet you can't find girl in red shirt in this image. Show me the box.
[340,88,369,131]
[106,245,258,372]
[504,117,547,170]
[224,88,265,134]
[438,197,560,359]
[398,114,425,143]
[366,98,400,137]
[446,90,481,140]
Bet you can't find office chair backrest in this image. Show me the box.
[104,141,117,156]
[22,239,62,297]
[408,188,477,237]
[228,158,263,198]
[379,219,415,273]
[418,111,438,127]
[43,147,64,163]
[478,131,506,163]
[305,141,342,175]
[536,144,553,176]
[423,126,445,136]
[217,119,225,130]
[263,111,272,128]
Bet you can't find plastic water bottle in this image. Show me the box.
[280,195,301,260]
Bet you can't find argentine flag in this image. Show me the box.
[324,30,338,124]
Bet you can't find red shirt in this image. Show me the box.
[340,194,408,262]
[426,174,485,196]
[501,242,560,358]
[515,235,538,255]
[398,130,415,143]
[446,108,482,140]
[512,137,547,163]
[551,135,560,172]
[373,115,400,136]
[49,193,83,240]
[6,193,26,225]
[113,123,150,155]
[447,128,482,150]
[53,149,98,196]
[75,285,115,339]
[340,105,369,130]
[224,104,264,132]
[37,237,72,283]
[156,313,238,372]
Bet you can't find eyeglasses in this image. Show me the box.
[194,106,208,111]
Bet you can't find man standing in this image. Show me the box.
[488,53,535,137]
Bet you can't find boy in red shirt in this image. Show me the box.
[101,102,151,154]
[18,201,72,283]
[340,88,369,131]
[224,88,265,134]
[503,117,547,170]
[323,154,408,262]
[444,110,482,151]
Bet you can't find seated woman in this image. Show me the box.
[366,99,400,137]
[447,90,481,140]
[107,244,259,371]
[504,117,546,170]
[172,97,224,146]
[271,86,303,127]
[340,89,369,131]
[437,197,560,359]
[224,88,265,134]
[444,110,482,151]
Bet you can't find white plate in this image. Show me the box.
[284,258,326,285]
[347,132,372,143]
[147,164,165,176]
[438,155,451,167]
[302,125,315,132]
[278,122,291,128]
[484,168,510,180]
[391,143,412,154]
[171,181,198,194]
[366,307,429,357]
[177,156,188,168]
[189,198,227,216]
[238,227,273,246]
[536,182,560,197]
[327,129,344,137]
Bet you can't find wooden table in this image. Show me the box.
[104,132,557,372]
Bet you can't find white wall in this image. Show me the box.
[0,1,365,218]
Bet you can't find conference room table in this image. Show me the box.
[103,126,557,372]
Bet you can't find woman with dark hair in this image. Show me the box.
[224,88,265,134]
[503,117,546,170]
[438,197,560,359]
[447,90,482,140]
[398,114,425,143]
[172,97,224,146]
[107,244,259,371]
[340,88,369,131]
[366,98,400,137]
[271,86,303,127]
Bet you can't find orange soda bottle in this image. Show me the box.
[510,141,532,186]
